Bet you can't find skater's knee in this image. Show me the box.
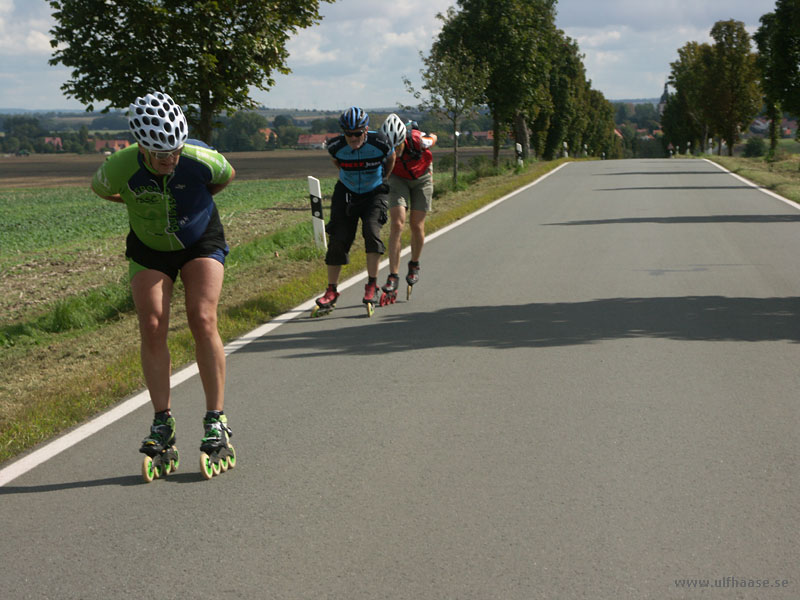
[363,235,385,255]
[325,239,350,265]
[186,305,218,338]
[138,312,168,344]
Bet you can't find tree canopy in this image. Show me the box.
[755,0,800,148]
[663,20,761,156]
[405,17,490,184]
[435,0,560,163]
[48,0,334,142]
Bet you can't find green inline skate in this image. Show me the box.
[139,413,180,483]
[199,412,237,480]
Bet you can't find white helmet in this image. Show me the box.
[380,113,407,148]
[128,91,188,151]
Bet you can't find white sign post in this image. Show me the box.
[308,176,327,250]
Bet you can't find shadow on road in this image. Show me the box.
[0,471,207,495]
[545,214,800,226]
[595,186,756,191]
[239,296,800,359]
[594,170,729,176]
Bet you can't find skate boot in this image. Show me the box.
[363,279,380,317]
[139,413,179,483]
[406,261,420,299]
[199,412,236,480]
[311,284,339,318]
[379,273,399,306]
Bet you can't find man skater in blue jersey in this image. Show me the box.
[311,107,395,317]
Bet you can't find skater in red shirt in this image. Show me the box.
[379,114,437,300]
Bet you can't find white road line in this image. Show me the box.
[0,162,569,487]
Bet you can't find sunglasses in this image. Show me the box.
[150,147,183,160]
[344,130,366,138]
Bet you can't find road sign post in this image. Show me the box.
[308,176,327,250]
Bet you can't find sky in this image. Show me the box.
[0,0,781,112]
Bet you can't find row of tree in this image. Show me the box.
[662,0,800,158]
[45,0,620,176]
[407,0,620,178]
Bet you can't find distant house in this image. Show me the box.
[614,129,623,139]
[750,118,769,134]
[471,131,494,143]
[259,128,277,143]
[296,133,333,149]
[94,139,130,152]
[44,136,63,151]
[781,117,797,138]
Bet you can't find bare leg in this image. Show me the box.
[181,258,225,412]
[388,205,406,274]
[366,252,381,279]
[130,269,174,412]
[324,263,342,285]
[409,209,426,262]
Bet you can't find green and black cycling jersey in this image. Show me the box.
[92,140,234,251]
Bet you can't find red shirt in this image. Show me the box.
[392,129,434,180]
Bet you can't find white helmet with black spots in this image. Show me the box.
[128,91,188,151]
[380,113,407,148]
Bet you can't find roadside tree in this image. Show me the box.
[706,20,761,155]
[47,0,334,143]
[755,1,800,161]
[435,0,558,165]
[754,11,782,158]
[404,26,489,185]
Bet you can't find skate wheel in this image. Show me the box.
[226,444,237,469]
[379,293,387,307]
[212,457,222,476]
[407,285,412,300]
[219,455,229,472]
[142,456,156,483]
[170,446,180,472]
[366,303,374,317]
[200,452,214,480]
[311,305,320,318]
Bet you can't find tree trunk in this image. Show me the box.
[514,112,530,159]
[767,102,779,160]
[492,115,501,167]
[452,117,459,187]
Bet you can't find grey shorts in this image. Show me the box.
[388,170,433,212]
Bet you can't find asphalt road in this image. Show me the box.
[1,159,798,599]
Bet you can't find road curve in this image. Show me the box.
[1,159,797,599]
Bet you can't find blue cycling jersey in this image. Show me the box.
[327,131,393,195]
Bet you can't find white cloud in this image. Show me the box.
[0,0,781,110]
[572,29,623,49]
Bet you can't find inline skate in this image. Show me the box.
[139,413,179,483]
[363,279,380,317]
[199,412,237,480]
[379,273,399,306]
[406,260,420,299]
[310,284,340,318]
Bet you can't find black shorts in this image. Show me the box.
[126,206,229,281]
[324,182,388,265]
